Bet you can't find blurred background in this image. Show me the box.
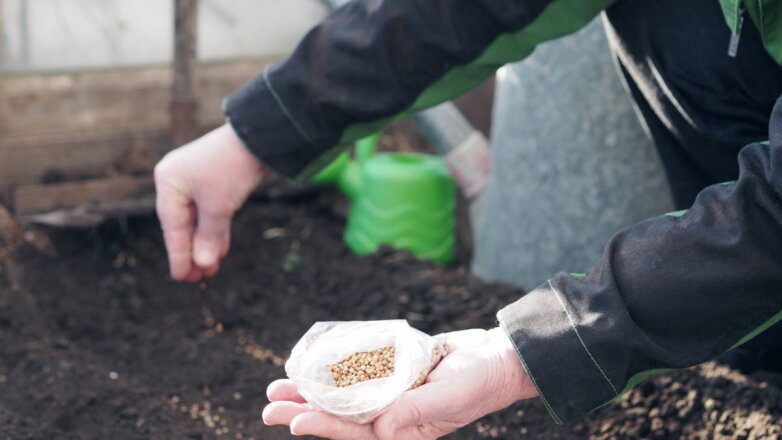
[0,0,328,226]
[2,0,325,72]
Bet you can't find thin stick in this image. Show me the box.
[170,0,199,148]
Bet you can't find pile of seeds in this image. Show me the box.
[329,346,395,387]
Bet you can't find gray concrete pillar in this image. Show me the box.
[471,18,672,289]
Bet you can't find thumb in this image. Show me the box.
[374,381,453,437]
[192,207,232,269]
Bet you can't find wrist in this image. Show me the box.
[221,123,273,180]
[488,327,538,402]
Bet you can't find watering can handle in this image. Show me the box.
[355,133,380,164]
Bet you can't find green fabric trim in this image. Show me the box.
[412,0,618,113]
[324,0,616,164]
[741,1,782,64]
[294,144,352,184]
[303,0,782,182]
[570,273,587,280]
[621,369,673,395]
[613,368,673,401]
[719,0,742,34]
[760,1,782,64]
[730,309,782,350]
[717,0,782,64]
[665,209,688,218]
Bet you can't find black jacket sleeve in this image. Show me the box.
[223,0,613,181]
[498,96,782,423]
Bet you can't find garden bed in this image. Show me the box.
[1,185,781,439]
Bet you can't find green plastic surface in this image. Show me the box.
[313,135,456,264]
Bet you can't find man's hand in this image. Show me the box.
[263,328,539,440]
[154,123,267,282]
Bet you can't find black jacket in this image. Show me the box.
[224,0,782,423]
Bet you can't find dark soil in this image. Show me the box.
[2,186,782,440]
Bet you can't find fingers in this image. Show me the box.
[264,379,375,439]
[263,401,376,440]
[203,264,220,278]
[156,184,197,281]
[262,401,311,426]
[193,206,232,270]
[267,379,307,403]
[290,412,376,440]
[184,266,205,283]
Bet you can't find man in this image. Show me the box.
[154,0,782,437]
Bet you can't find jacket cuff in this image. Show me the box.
[223,68,331,182]
[497,277,619,424]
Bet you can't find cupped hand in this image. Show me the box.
[263,327,539,440]
[154,123,267,282]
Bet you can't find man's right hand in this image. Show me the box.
[154,123,267,282]
[263,328,538,439]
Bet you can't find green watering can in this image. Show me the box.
[313,135,456,264]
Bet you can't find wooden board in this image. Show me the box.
[0,59,274,189]
[12,176,154,216]
[0,128,171,189]
[171,0,200,146]
[0,59,272,138]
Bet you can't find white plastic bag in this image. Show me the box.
[285,320,446,424]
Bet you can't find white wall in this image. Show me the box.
[1,0,328,73]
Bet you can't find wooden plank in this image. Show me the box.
[171,0,200,147]
[0,59,273,139]
[0,59,273,189]
[20,196,156,228]
[0,127,172,188]
[13,176,154,216]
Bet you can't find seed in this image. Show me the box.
[328,346,396,387]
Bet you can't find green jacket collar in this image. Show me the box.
[720,0,782,64]
[720,0,743,34]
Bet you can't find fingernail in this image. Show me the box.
[194,247,215,266]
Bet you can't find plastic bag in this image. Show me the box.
[285,320,446,424]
